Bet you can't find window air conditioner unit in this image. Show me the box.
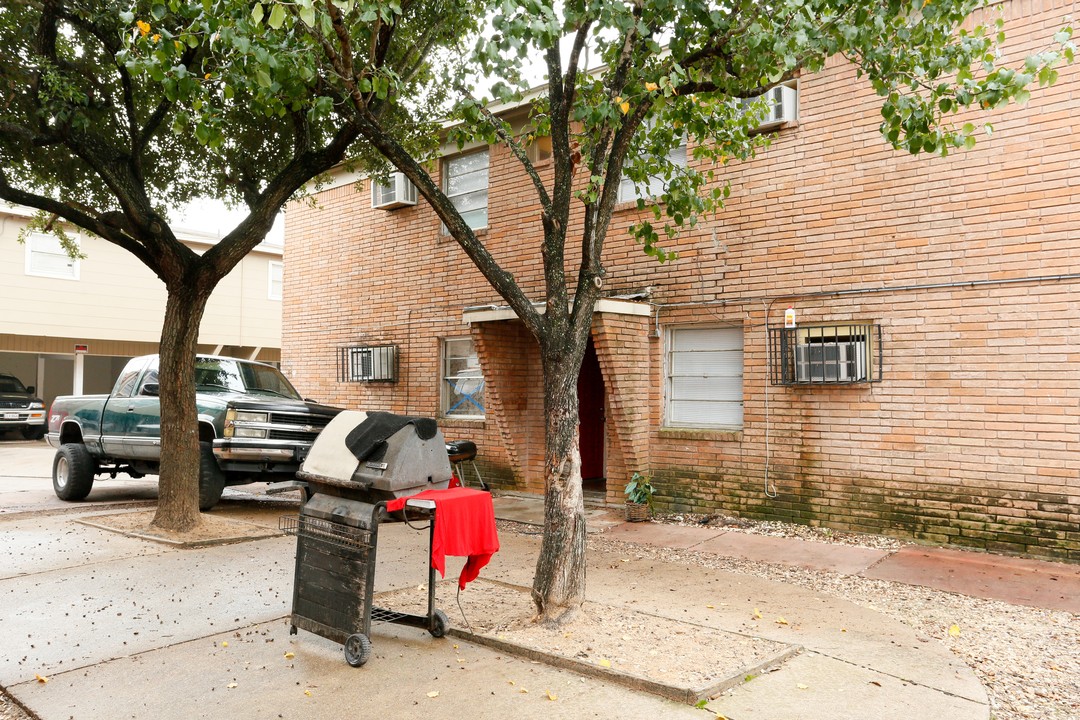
[371,172,418,210]
[795,342,865,383]
[742,84,798,129]
[345,345,398,382]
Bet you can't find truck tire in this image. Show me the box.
[22,425,46,441]
[53,444,96,501]
[199,441,226,511]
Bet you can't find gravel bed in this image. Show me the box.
[585,530,1080,720]
[652,510,907,551]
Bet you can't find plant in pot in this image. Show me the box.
[624,472,654,522]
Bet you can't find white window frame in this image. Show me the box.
[25,232,80,280]
[665,325,744,429]
[441,337,485,419]
[268,260,283,301]
[443,149,489,231]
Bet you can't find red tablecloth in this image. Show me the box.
[385,488,500,590]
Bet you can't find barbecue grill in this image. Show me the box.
[281,410,453,666]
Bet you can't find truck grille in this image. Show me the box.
[267,411,335,443]
[0,401,28,409]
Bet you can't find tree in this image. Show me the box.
[248,0,1072,624]
[0,0,471,531]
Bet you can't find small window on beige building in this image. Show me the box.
[25,232,80,280]
[268,261,283,301]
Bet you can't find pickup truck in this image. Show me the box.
[0,372,47,440]
[46,354,341,510]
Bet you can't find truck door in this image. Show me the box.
[100,363,142,457]
[121,360,162,460]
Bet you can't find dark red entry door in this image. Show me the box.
[577,338,605,486]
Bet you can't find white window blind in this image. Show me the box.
[667,326,744,428]
[26,233,79,280]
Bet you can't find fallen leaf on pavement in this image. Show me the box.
[598,659,611,668]
[546,690,557,701]
[227,683,238,689]
[776,617,789,625]
[753,608,762,619]
[427,691,439,698]
[284,652,294,659]
[797,683,809,690]
[35,675,48,684]
[949,624,961,637]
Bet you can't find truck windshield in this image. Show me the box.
[0,376,27,393]
[194,358,302,400]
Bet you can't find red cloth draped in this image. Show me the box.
[385,488,499,590]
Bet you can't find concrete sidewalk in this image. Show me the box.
[1,443,1076,719]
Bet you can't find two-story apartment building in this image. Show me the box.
[0,202,284,411]
[282,0,1080,561]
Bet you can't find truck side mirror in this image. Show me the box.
[141,383,160,396]
[26,386,35,394]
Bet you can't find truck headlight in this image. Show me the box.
[224,409,269,438]
[233,427,268,439]
[29,401,44,409]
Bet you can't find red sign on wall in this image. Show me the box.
[74,344,89,354]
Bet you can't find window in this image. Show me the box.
[441,337,485,418]
[666,326,743,429]
[268,261,283,301]
[443,150,488,230]
[768,324,881,385]
[618,135,687,204]
[25,232,79,280]
[526,134,552,164]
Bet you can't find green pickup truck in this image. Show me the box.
[46,354,341,510]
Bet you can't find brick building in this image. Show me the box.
[283,0,1080,560]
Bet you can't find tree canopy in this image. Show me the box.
[0,0,476,530]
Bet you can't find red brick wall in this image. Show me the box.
[284,0,1080,559]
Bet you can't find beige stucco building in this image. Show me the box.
[0,203,284,410]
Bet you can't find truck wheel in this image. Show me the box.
[198,441,226,511]
[53,444,96,501]
[22,425,46,441]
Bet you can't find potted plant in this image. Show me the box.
[624,472,654,522]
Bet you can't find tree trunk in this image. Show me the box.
[531,350,588,625]
[150,282,212,532]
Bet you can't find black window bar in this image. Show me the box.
[339,345,398,383]
[768,324,881,386]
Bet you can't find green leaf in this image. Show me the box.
[268,3,287,30]
[150,4,166,20]
[299,5,316,27]
[251,3,264,24]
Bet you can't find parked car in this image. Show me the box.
[0,372,47,440]
[46,354,341,509]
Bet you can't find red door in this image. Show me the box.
[577,338,605,486]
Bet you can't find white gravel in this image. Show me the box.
[587,522,1080,720]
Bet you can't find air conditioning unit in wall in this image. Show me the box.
[371,172,418,210]
[795,342,866,383]
[742,84,798,129]
[343,345,398,382]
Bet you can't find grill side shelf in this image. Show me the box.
[280,515,373,552]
